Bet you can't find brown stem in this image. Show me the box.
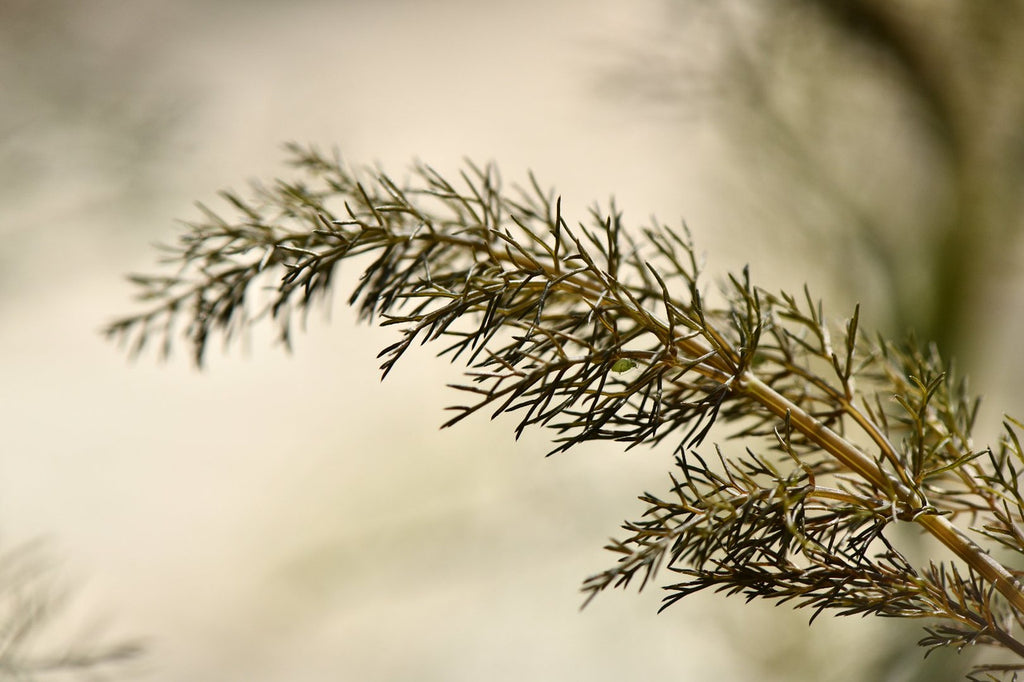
[744,372,1024,617]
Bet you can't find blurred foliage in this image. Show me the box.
[0,2,182,675]
[609,0,1024,364]
[0,0,185,224]
[0,541,142,680]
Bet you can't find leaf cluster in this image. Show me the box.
[107,144,1024,677]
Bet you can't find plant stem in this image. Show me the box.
[744,372,1024,617]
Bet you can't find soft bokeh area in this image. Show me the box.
[3,1,1024,680]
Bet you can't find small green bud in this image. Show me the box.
[611,358,637,373]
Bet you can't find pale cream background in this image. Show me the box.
[0,1,970,680]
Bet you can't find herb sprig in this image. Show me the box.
[107,144,1024,677]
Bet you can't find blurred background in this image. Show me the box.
[2,0,1024,680]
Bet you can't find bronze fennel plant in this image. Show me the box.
[107,144,1024,679]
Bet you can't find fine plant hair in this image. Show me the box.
[107,144,1024,679]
